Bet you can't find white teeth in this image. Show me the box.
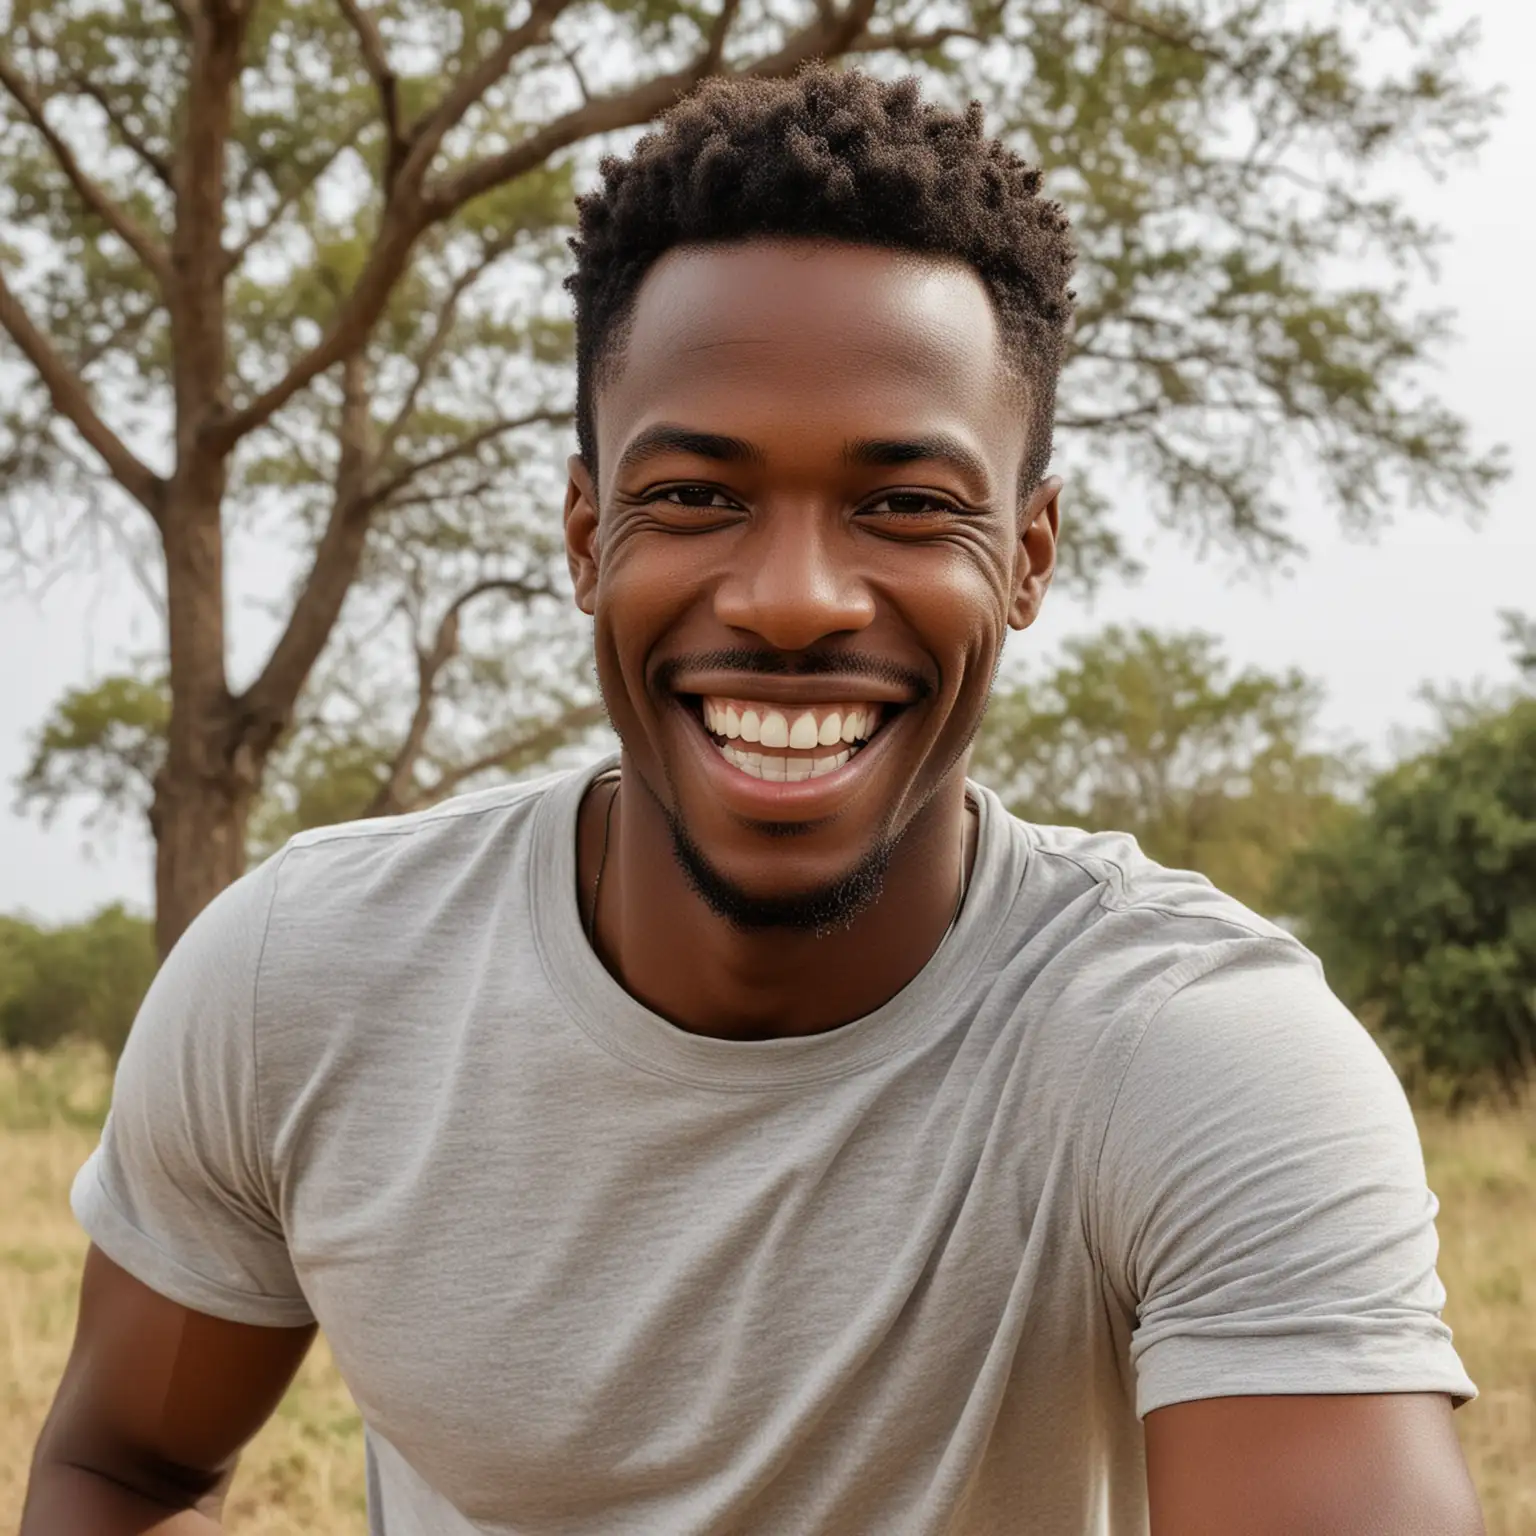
[788,712,819,750]
[719,743,855,781]
[759,711,790,749]
[704,698,882,757]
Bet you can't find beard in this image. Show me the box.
[663,806,899,935]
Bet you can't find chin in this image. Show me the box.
[665,805,898,935]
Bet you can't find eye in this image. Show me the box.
[863,490,963,518]
[652,484,739,509]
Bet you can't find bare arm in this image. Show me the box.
[1145,1392,1484,1536]
[22,1245,317,1534]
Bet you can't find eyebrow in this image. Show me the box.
[612,423,994,493]
[842,434,993,492]
[614,424,766,479]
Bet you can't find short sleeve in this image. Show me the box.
[71,852,314,1326]
[1095,944,1475,1419]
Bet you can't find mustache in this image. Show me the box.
[655,648,933,700]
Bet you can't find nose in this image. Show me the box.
[712,507,876,651]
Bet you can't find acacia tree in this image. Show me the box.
[0,0,1503,954]
[972,626,1357,912]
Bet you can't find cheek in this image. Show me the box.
[591,530,701,704]
[889,539,1013,677]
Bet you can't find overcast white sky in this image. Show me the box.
[1,0,1532,923]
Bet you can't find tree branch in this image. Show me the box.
[396,0,576,190]
[235,500,373,752]
[0,267,166,519]
[375,234,520,464]
[336,0,408,194]
[368,407,573,508]
[168,1,250,440]
[1079,0,1266,94]
[849,24,981,53]
[210,0,875,450]
[68,73,176,188]
[393,700,607,814]
[209,200,424,447]
[0,56,172,286]
[1055,401,1168,431]
[432,0,880,215]
[554,37,594,105]
[223,112,372,272]
[702,0,743,72]
[368,574,560,815]
[234,357,377,749]
[74,298,161,374]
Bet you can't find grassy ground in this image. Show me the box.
[3,1044,1533,1533]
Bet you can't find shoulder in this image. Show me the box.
[260,762,591,938]
[276,764,574,890]
[1003,815,1385,1122]
[1019,817,1295,946]
[248,762,586,1005]
[981,802,1311,1050]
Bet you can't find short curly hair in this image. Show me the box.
[566,65,1076,493]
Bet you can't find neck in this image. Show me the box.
[580,758,977,1041]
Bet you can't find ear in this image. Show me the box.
[564,455,600,616]
[1009,477,1062,631]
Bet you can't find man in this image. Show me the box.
[25,68,1482,1536]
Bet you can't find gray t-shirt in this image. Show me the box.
[73,758,1474,1535]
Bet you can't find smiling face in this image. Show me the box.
[565,239,1060,929]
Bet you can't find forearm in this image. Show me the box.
[21,1460,225,1534]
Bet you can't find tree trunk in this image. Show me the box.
[150,766,252,958]
[152,460,255,959]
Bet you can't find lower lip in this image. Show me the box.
[673,699,898,816]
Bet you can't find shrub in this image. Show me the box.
[1281,697,1536,1104]
[0,906,156,1057]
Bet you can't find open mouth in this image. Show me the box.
[688,695,890,781]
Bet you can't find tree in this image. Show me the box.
[0,0,1503,954]
[0,905,158,1055]
[1280,621,1536,1103]
[971,626,1355,912]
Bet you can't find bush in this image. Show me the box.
[1281,697,1536,1104]
[0,905,157,1057]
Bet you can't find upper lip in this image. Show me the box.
[666,671,923,707]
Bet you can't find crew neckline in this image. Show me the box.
[529,756,1028,1091]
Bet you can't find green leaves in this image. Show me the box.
[1281,677,1536,1103]
[994,0,1505,566]
[0,906,157,1057]
[16,673,170,832]
[972,626,1356,913]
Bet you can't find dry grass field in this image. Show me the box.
[3,1043,1533,1534]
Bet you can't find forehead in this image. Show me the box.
[594,240,1025,476]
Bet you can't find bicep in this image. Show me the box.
[34,1245,316,1509]
[1145,1392,1483,1536]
